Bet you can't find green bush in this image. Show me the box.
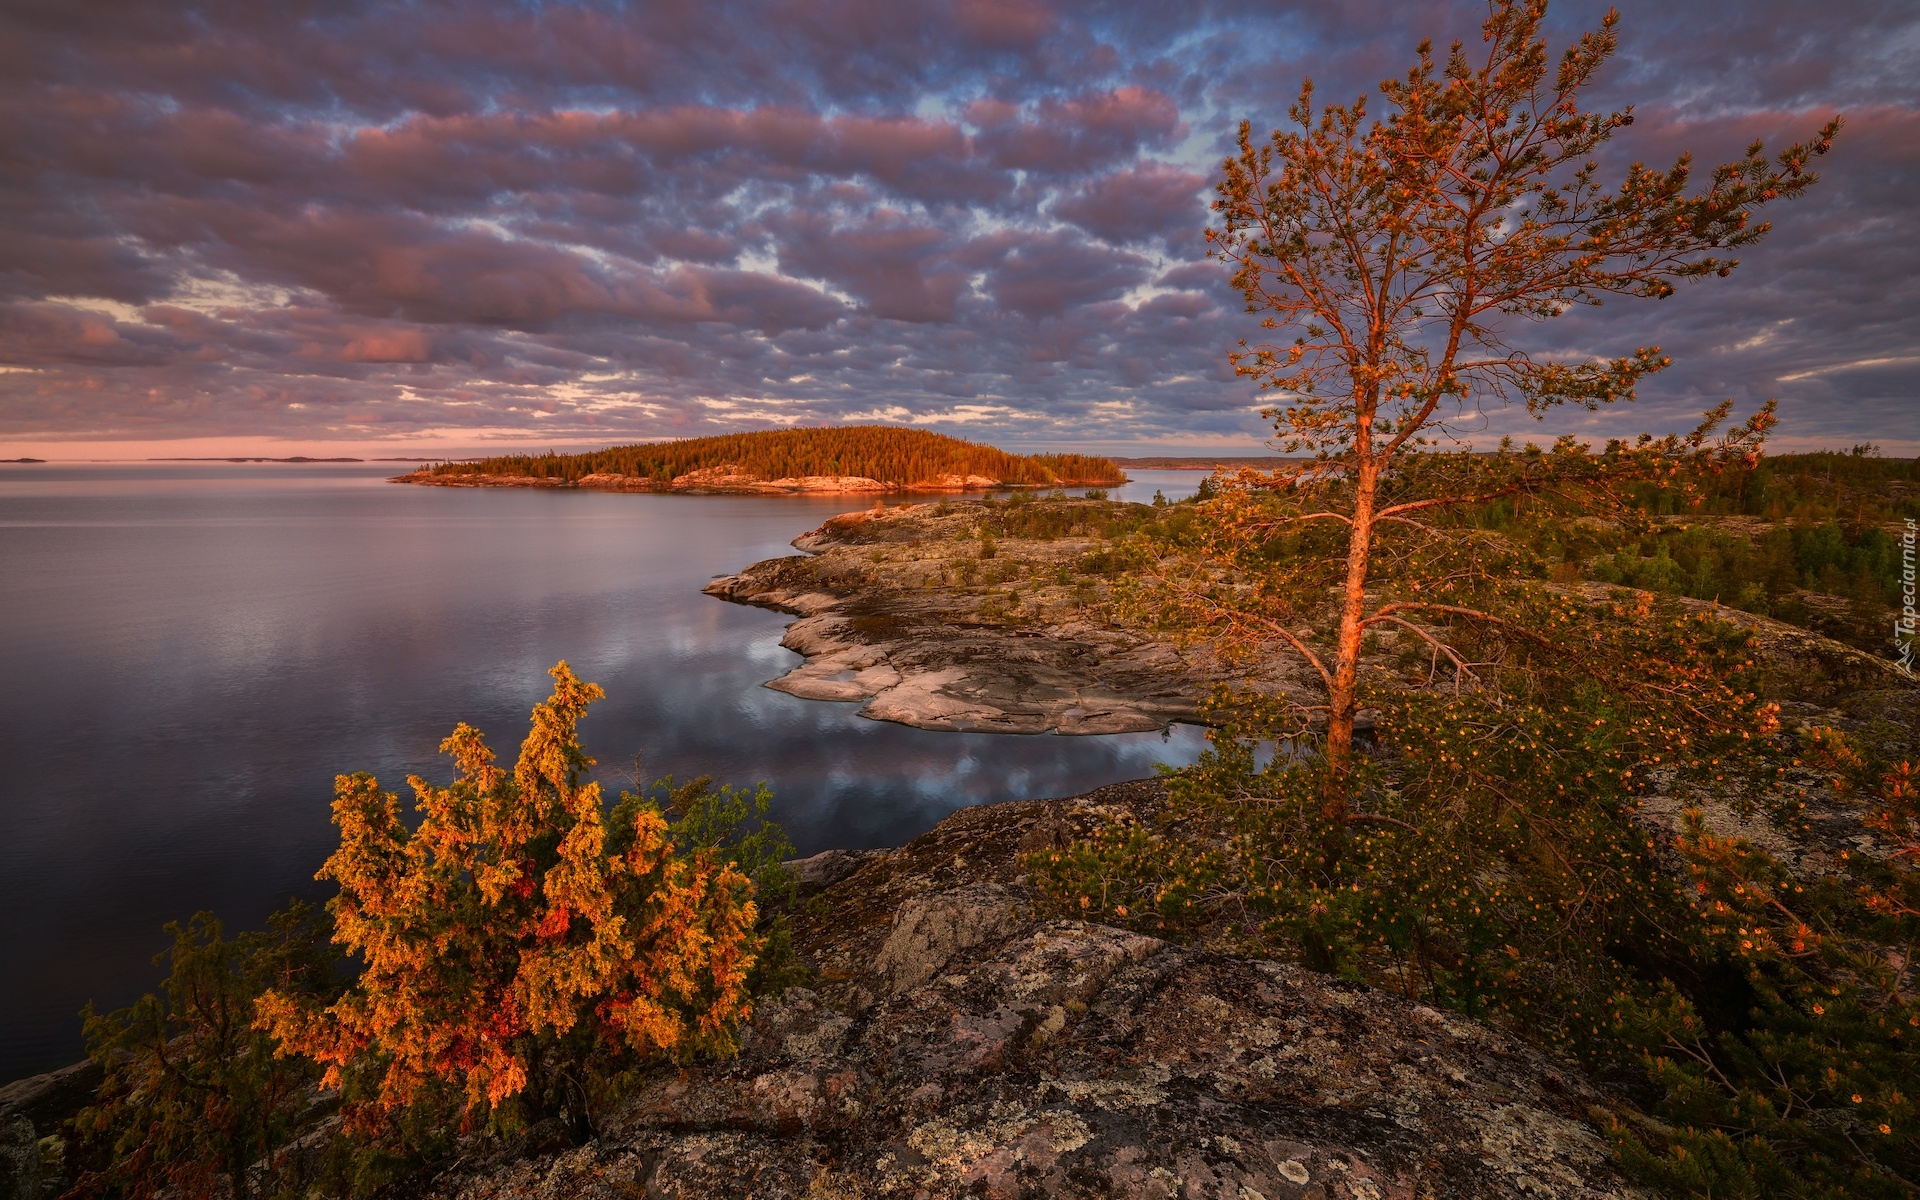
[1028,594,1920,1195]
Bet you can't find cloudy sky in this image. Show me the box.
[1,0,1914,458]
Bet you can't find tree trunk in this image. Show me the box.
[1324,449,1378,815]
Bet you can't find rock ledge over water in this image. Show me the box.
[422,781,1648,1200]
[703,501,1258,734]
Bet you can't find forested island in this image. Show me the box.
[393,427,1125,495]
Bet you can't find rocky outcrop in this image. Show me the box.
[704,503,1274,734]
[0,1059,100,1137]
[649,467,900,495]
[707,498,1915,740]
[0,1118,38,1200]
[392,471,587,488]
[421,782,1649,1199]
[391,468,1009,496]
[0,1060,96,1200]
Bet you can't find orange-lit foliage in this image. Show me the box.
[256,663,757,1125]
[1202,0,1838,777]
[427,426,1123,487]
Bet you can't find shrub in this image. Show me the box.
[1029,596,1920,1194]
[256,663,760,1143]
[66,902,340,1200]
[1608,730,1920,1197]
[1075,544,1149,577]
[1031,593,1773,1047]
[634,772,805,996]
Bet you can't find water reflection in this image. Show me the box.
[0,464,1204,1078]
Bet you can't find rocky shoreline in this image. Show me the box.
[702,500,1269,735]
[704,497,1916,742]
[3,783,1653,1200]
[411,780,1649,1200]
[389,466,1117,496]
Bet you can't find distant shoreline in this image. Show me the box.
[389,469,1123,496]
[1110,456,1296,471]
[150,456,438,464]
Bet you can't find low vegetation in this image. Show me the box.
[1591,450,1918,652]
[67,905,339,1200]
[900,452,1911,669]
[60,664,796,1199]
[1031,669,1919,1198]
[424,426,1123,488]
[1030,0,1916,1191]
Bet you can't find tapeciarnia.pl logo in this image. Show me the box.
[1899,517,1916,677]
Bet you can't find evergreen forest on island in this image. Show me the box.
[423,426,1125,488]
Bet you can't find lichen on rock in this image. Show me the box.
[421,782,1652,1200]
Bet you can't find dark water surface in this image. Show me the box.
[0,464,1204,1080]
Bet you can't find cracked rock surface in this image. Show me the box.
[701,502,1257,735]
[424,782,1649,1200]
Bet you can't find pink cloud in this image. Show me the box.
[970,86,1182,173]
[950,0,1057,48]
[339,329,434,363]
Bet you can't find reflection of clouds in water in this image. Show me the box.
[586,667,1207,853]
[742,636,802,669]
[0,469,1209,1078]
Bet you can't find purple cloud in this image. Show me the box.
[1054,161,1208,247]
[0,0,1911,453]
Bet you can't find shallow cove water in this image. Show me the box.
[0,463,1204,1080]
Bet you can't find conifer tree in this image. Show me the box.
[257,663,758,1139]
[1032,4,1920,1193]
[67,903,338,1200]
[1198,0,1838,781]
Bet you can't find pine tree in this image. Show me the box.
[1200,0,1837,780]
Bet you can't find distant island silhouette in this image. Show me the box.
[396,427,1125,495]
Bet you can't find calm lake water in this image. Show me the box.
[0,463,1204,1080]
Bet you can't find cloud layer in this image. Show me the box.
[0,0,1914,453]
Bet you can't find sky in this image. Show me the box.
[1,0,1915,459]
